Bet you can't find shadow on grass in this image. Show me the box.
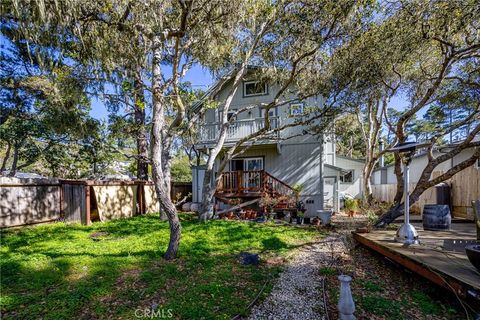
[0,213,320,320]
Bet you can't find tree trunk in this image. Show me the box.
[1,141,11,173]
[376,147,480,226]
[150,40,181,259]
[362,162,374,204]
[8,145,19,177]
[199,169,215,222]
[133,69,149,181]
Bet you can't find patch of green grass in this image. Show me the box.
[359,295,404,320]
[411,291,442,315]
[0,213,322,319]
[319,266,337,276]
[361,280,384,293]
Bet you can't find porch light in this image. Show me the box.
[386,141,430,245]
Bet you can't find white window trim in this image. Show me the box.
[289,102,304,116]
[243,80,268,97]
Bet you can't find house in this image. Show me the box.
[371,141,480,218]
[191,70,364,216]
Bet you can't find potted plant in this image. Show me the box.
[296,210,304,224]
[259,194,280,220]
[344,198,358,217]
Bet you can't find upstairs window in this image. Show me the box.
[243,81,268,97]
[289,102,304,116]
[340,170,354,183]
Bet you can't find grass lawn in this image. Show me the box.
[0,213,322,319]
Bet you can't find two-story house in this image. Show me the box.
[191,70,364,216]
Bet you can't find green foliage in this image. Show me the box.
[171,154,192,182]
[292,184,305,194]
[365,210,378,226]
[0,213,321,319]
[344,198,358,212]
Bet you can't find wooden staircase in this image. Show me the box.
[215,170,296,209]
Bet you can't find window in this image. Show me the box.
[340,170,354,183]
[218,109,237,121]
[289,103,304,116]
[476,157,480,169]
[243,81,268,97]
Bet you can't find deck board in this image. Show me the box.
[354,223,480,300]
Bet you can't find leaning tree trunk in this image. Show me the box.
[150,41,181,259]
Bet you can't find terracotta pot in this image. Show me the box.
[240,212,246,220]
[312,217,320,226]
[218,213,225,219]
[245,211,252,219]
[250,212,257,219]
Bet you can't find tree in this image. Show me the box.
[2,0,264,259]
[373,0,480,225]
[0,29,98,177]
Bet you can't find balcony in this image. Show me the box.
[198,117,280,144]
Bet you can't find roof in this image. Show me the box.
[373,137,479,172]
[336,155,365,163]
[324,163,350,174]
[190,65,270,113]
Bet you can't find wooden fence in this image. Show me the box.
[371,166,480,219]
[1,178,192,228]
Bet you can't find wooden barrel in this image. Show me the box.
[422,204,451,231]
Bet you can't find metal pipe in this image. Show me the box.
[404,161,409,225]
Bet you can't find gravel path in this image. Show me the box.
[249,235,347,320]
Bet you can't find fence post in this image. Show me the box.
[85,183,91,225]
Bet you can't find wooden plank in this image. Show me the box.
[0,184,60,227]
[354,223,480,300]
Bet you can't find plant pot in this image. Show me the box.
[250,212,257,219]
[245,211,252,219]
[218,213,225,219]
[239,212,246,220]
[465,244,480,271]
[317,210,332,225]
[227,212,235,219]
[312,217,320,226]
[296,217,303,225]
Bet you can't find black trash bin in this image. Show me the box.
[423,204,451,231]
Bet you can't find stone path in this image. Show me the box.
[249,235,347,320]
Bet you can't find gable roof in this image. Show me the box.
[324,163,350,174]
[191,65,271,113]
[336,155,365,163]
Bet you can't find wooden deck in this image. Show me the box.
[353,223,480,302]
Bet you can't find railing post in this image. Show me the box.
[238,171,242,193]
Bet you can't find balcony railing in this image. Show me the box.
[199,117,280,143]
[216,170,295,199]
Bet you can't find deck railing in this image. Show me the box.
[199,117,280,143]
[216,170,295,198]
